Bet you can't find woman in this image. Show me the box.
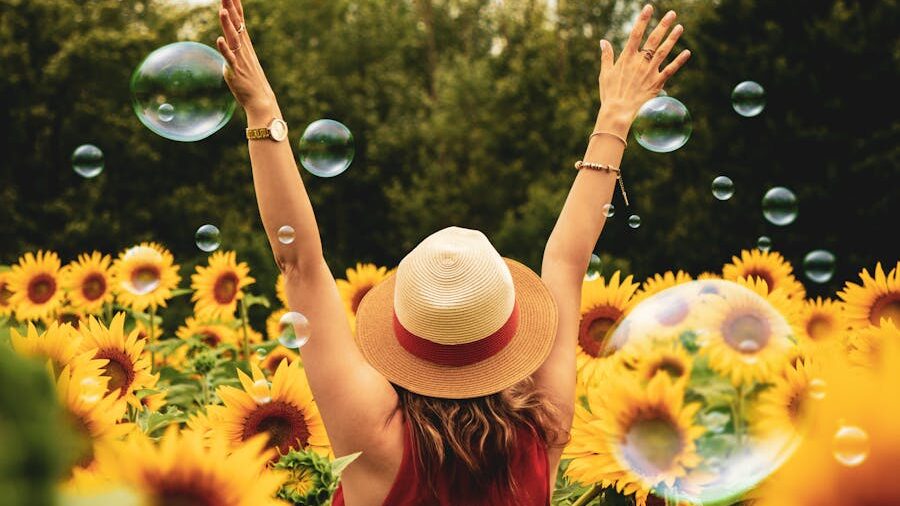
[215,1,689,504]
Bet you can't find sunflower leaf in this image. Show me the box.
[331,451,362,476]
[243,293,271,309]
[168,288,193,298]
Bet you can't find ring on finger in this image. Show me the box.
[236,22,246,34]
[641,48,656,61]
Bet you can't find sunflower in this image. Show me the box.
[62,252,114,315]
[0,270,14,317]
[191,251,255,321]
[698,285,796,386]
[839,261,900,329]
[267,307,290,341]
[797,297,846,347]
[111,243,181,312]
[565,374,705,506]
[6,251,64,321]
[846,318,899,369]
[78,314,157,408]
[722,249,806,300]
[731,276,803,333]
[93,426,287,506]
[632,271,694,306]
[620,336,694,384]
[696,272,720,280]
[752,358,824,440]
[577,272,640,379]
[46,303,88,329]
[336,263,391,320]
[209,360,330,457]
[139,391,167,413]
[177,316,239,348]
[256,345,301,376]
[10,322,96,377]
[276,273,288,307]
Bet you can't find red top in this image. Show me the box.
[332,421,550,506]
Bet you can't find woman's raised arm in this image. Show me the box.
[535,4,690,440]
[216,0,398,461]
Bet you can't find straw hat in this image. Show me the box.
[355,227,558,399]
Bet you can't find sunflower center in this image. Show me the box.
[81,272,107,301]
[130,265,161,294]
[200,330,221,347]
[351,283,375,314]
[806,314,834,341]
[650,357,686,380]
[869,293,900,327]
[622,415,684,477]
[744,270,775,292]
[786,390,806,423]
[58,312,81,328]
[579,305,624,358]
[242,400,310,455]
[286,468,316,497]
[0,282,12,307]
[723,313,770,354]
[94,348,136,397]
[655,295,690,327]
[153,484,219,506]
[27,273,57,304]
[213,273,240,304]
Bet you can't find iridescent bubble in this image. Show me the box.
[833,425,870,467]
[803,250,836,284]
[277,225,296,245]
[79,376,103,405]
[632,96,692,153]
[657,89,668,97]
[603,203,615,218]
[279,311,311,349]
[585,254,602,281]
[711,176,735,200]
[762,187,798,226]
[249,379,272,404]
[757,236,772,252]
[807,378,827,400]
[628,214,642,229]
[120,246,163,295]
[195,224,220,252]
[255,347,268,359]
[130,42,235,142]
[298,119,355,177]
[600,281,799,504]
[732,81,766,117]
[72,144,104,179]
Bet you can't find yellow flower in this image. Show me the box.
[45,303,89,330]
[7,250,64,321]
[620,335,694,383]
[176,316,239,348]
[111,243,181,312]
[78,314,157,408]
[723,249,806,300]
[0,270,14,317]
[336,263,391,320]
[752,358,824,440]
[62,252,114,315]
[256,345,301,376]
[564,374,705,506]
[276,273,288,307]
[838,261,900,329]
[92,427,287,506]
[696,272,720,280]
[191,251,255,321]
[209,360,330,457]
[797,297,847,346]
[10,322,96,378]
[698,285,796,385]
[631,270,694,306]
[731,276,803,330]
[266,307,290,341]
[846,318,899,369]
[577,271,640,380]
[139,391,167,413]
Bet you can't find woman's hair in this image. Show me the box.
[395,377,565,498]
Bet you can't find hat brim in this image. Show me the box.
[355,258,558,399]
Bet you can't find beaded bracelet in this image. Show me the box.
[574,160,630,206]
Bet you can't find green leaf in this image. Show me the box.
[330,451,362,476]
[168,288,194,298]
[243,294,271,309]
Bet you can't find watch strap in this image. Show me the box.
[246,127,271,140]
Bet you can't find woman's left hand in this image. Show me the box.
[216,0,277,117]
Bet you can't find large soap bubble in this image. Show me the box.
[632,96,692,153]
[584,280,802,505]
[130,42,235,142]
[298,119,355,177]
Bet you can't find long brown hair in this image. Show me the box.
[395,377,564,498]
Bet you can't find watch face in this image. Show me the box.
[269,119,288,141]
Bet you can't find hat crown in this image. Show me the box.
[394,227,515,345]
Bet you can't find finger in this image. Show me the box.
[231,0,244,21]
[642,10,676,51]
[600,39,615,78]
[216,36,238,68]
[219,9,241,52]
[658,49,692,84]
[624,4,654,55]
[222,0,242,31]
[652,24,684,66]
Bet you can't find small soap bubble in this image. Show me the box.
[195,224,221,252]
[807,378,827,400]
[249,379,272,404]
[298,119,355,177]
[279,311,311,349]
[158,103,175,123]
[632,96,692,153]
[585,254,602,281]
[603,203,615,218]
[762,187,798,226]
[757,236,772,252]
[277,225,296,245]
[628,214,642,229]
[72,144,104,179]
[255,347,268,359]
[732,81,766,117]
[711,176,735,200]
[833,425,870,467]
[120,246,163,296]
[803,250,836,284]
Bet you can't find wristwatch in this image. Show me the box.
[246,118,288,142]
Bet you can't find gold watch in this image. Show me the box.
[246,118,288,142]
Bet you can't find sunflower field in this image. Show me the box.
[0,243,897,505]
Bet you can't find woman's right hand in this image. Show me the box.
[215,0,278,117]
[595,4,691,135]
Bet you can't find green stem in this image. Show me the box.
[572,484,602,506]
[240,299,250,362]
[734,383,746,447]
[149,308,157,373]
[103,301,113,325]
[201,374,210,406]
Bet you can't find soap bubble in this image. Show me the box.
[803,250,836,284]
[248,379,271,404]
[628,215,642,229]
[593,280,799,505]
[195,224,221,252]
[732,81,766,117]
[603,203,615,218]
[762,187,798,226]
[120,246,163,296]
[277,225,296,245]
[72,144,104,179]
[757,236,772,252]
[130,42,235,142]
[632,96,692,153]
[279,311,311,349]
[585,254,602,281]
[833,425,869,467]
[298,119,355,177]
[711,176,735,200]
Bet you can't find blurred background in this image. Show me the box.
[1,0,897,306]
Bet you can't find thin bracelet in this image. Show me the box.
[590,130,628,148]
[574,160,630,206]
